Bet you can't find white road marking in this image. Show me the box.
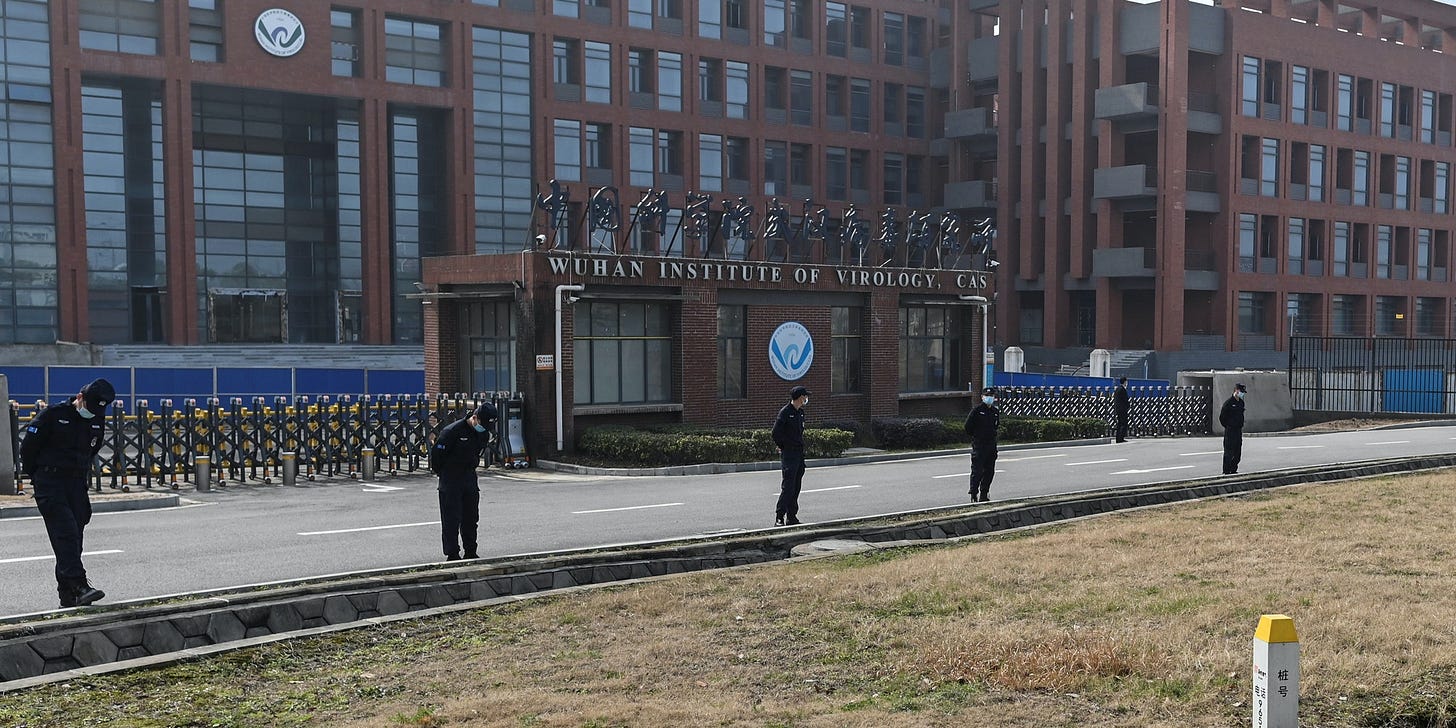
[361,483,404,492]
[298,521,439,536]
[1366,440,1410,445]
[1111,465,1196,475]
[1277,445,1324,450]
[572,502,684,515]
[998,454,1070,462]
[932,472,971,479]
[0,549,123,565]
[802,485,862,493]
[1066,458,1128,466]
[1179,451,1222,456]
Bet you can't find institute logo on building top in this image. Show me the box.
[769,322,814,381]
[255,9,305,57]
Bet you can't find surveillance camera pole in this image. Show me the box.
[555,284,585,452]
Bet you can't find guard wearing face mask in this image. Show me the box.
[964,386,1001,502]
[772,385,810,526]
[19,378,115,608]
[429,402,496,561]
[1219,382,1247,474]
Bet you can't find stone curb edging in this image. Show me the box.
[535,437,1113,476]
[0,494,181,520]
[3,453,1452,689]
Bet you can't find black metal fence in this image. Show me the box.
[8,393,518,493]
[998,385,1212,437]
[1289,336,1456,414]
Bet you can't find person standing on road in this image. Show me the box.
[964,386,1001,502]
[429,402,497,561]
[1113,376,1130,443]
[772,385,810,526]
[19,378,115,608]
[1219,383,1247,474]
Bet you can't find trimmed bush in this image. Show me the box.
[821,418,872,447]
[871,417,961,450]
[577,425,852,466]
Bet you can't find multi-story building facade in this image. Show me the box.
[949,0,1456,373]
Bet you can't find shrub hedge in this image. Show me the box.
[578,425,854,467]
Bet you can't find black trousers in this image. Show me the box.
[1223,429,1243,474]
[438,473,481,557]
[969,447,998,498]
[32,474,92,585]
[1115,413,1129,442]
[776,450,805,518]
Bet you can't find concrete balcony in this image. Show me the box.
[968,36,998,82]
[1092,165,1157,199]
[967,0,1000,9]
[1095,82,1158,121]
[1092,246,1156,277]
[944,180,998,210]
[945,107,997,140]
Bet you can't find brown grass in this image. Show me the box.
[7,472,1456,727]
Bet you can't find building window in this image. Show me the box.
[850,78,870,132]
[1308,144,1325,202]
[1417,228,1433,281]
[883,11,904,65]
[790,70,812,125]
[1395,155,1411,210]
[574,301,673,405]
[1332,295,1361,335]
[554,0,579,17]
[1241,56,1260,117]
[553,119,581,182]
[584,41,611,103]
[764,0,786,46]
[850,6,870,51]
[331,9,361,77]
[826,75,847,120]
[899,306,961,392]
[906,86,925,138]
[831,306,862,393]
[790,143,811,188]
[717,304,746,399]
[472,26,534,255]
[629,48,653,94]
[699,133,723,192]
[699,57,723,104]
[585,122,611,170]
[726,136,750,185]
[790,0,811,39]
[1238,292,1268,335]
[699,0,720,39]
[827,147,847,200]
[764,66,787,113]
[630,126,654,186]
[1287,217,1305,274]
[1238,213,1257,272]
[1291,65,1308,124]
[384,17,446,87]
[1375,295,1405,336]
[1260,137,1279,196]
[658,130,683,175]
[1353,150,1369,206]
[850,149,868,198]
[1415,297,1443,337]
[1376,224,1392,279]
[1380,82,1395,138]
[658,51,682,112]
[826,2,847,56]
[725,0,746,30]
[1422,89,1436,144]
[188,0,224,62]
[1336,74,1354,131]
[209,291,285,343]
[80,0,161,55]
[764,140,787,195]
[883,153,904,205]
[726,61,749,119]
[1436,162,1450,214]
[462,301,515,392]
[629,0,652,28]
[553,38,580,86]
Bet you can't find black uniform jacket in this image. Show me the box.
[964,403,1000,451]
[1114,385,1130,416]
[430,417,488,478]
[771,403,805,452]
[1219,396,1246,431]
[20,402,105,476]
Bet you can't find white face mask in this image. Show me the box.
[77,405,96,419]
[802,397,809,406]
[1235,391,1245,400]
[982,395,995,405]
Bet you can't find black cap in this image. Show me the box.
[982,386,996,395]
[789,385,811,399]
[80,378,115,412]
[1234,382,1247,392]
[473,402,498,421]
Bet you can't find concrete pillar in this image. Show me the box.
[1090,348,1112,378]
[1004,346,1026,373]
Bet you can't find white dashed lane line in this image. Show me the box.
[1110,465,1196,475]
[1178,451,1222,456]
[0,550,124,565]
[1365,440,1410,445]
[571,502,684,515]
[1277,445,1324,450]
[1066,458,1128,466]
[299,521,438,536]
[801,485,862,493]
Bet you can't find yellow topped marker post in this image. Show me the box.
[1252,614,1299,728]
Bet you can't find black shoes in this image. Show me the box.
[785,516,801,525]
[774,515,785,526]
[464,552,479,560]
[445,553,462,562]
[58,581,105,609]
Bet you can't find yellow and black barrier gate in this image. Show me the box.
[8,393,523,493]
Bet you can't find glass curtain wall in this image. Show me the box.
[0,0,57,344]
[82,79,167,343]
[472,27,534,255]
[192,86,356,344]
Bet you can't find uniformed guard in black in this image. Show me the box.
[964,386,1001,502]
[771,385,810,526]
[1219,383,1248,474]
[20,378,115,608]
[429,402,495,561]
[1113,377,1130,443]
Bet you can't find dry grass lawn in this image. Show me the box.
[5,472,1456,727]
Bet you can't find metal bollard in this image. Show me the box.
[282,451,297,486]
[194,455,211,493]
[361,447,375,481]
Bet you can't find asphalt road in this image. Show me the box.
[3,425,1454,617]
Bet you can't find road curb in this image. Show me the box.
[0,493,181,520]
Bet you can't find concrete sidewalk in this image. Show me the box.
[0,491,182,519]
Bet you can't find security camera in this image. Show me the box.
[533,234,547,247]
[412,281,425,292]
[566,295,581,304]
[987,259,1001,268]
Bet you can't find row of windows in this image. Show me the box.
[1241,291,1455,338]
[0,0,56,345]
[1242,56,1456,146]
[1236,213,1453,282]
[1238,136,1453,212]
[553,122,928,204]
[561,44,929,136]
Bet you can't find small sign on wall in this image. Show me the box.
[535,354,555,371]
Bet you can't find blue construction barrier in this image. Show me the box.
[1,365,424,405]
[994,372,1169,393]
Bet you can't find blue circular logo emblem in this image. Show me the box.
[769,321,814,381]
[255,9,306,57]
